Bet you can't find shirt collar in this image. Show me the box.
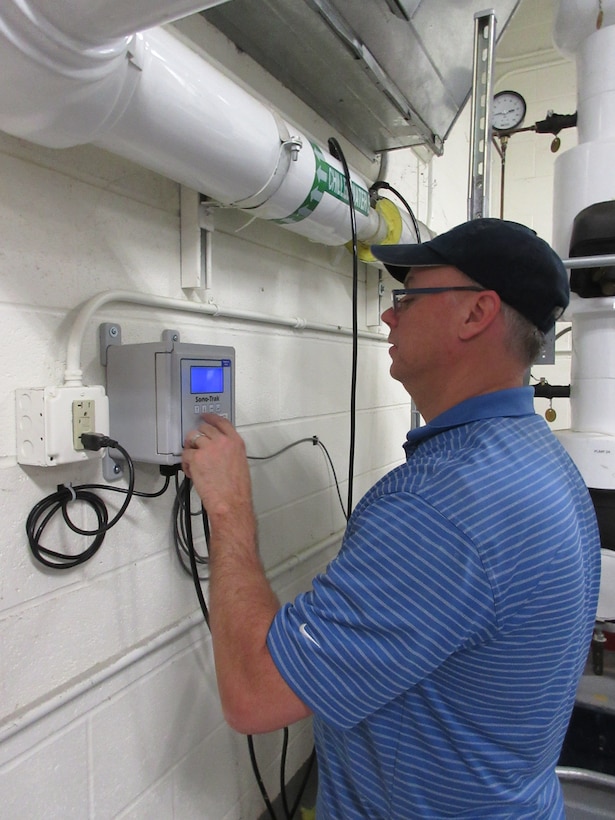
[404,387,536,452]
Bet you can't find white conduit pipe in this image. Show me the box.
[0,529,344,746]
[0,0,423,249]
[64,290,388,386]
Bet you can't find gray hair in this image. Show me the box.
[500,302,546,365]
[458,272,547,365]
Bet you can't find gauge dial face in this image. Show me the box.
[492,91,526,132]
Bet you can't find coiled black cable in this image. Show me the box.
[27,485,109,569]
[26,438,140,569]
[181,479,281,816]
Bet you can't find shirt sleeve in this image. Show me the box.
[266,490,498,730]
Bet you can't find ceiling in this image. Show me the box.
[495,0,558,67]
[201,0,522,159]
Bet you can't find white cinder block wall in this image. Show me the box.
[0,16,413,820]
[0,2,578,816]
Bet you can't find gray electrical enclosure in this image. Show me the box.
[105,333,235,465]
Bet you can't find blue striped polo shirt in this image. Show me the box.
[267,388,601,818]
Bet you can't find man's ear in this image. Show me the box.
[458,290,501,341]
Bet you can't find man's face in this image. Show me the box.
[380,265,477,393]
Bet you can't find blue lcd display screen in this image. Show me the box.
[190,366,224,394]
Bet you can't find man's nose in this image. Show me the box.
[381,305,396,327]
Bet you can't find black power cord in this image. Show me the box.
[27,484,110,569]
[25,433,174,569]
[26,430,334,809]
[25,434,173,569]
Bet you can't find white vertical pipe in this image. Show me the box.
[553,0,615,57]
[569,301,615,435]
[552,3,615,256]
[552,0,615,489]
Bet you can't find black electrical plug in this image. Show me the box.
[160,463,181,476]
[80,432,118,451]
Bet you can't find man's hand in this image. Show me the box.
[182,413,253,520]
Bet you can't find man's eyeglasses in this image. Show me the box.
[391,287,485,313]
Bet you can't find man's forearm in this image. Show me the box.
[207,510,310,733]
[182,415,311,733]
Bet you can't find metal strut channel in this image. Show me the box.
[468,9,497,220]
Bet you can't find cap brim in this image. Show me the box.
[370,243,446,283]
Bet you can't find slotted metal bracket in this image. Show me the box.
[468,10,496,220]
[180,185,213,297]
[99,322,122,366]
[99,323,124,481]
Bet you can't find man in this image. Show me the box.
[182,218,601,818]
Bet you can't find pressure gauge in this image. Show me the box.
[492,90,527,132]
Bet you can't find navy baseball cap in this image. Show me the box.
[371,218,569,332]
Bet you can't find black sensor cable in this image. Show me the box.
[328,136,358,518]
[181,434,344,819]
[369,179,422,244]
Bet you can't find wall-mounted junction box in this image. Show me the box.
[16,385,109,466]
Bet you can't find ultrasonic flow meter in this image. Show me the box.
[104,328,235,465]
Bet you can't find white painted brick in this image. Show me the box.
[0,724,89,819]
[171,724,245,820]
[0,550,198,723]
[89,642,223,818]
[116,775,175,820]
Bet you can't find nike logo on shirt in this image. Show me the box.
[299,622,321,648]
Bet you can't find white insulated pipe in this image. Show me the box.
[0,0,422,249]
[567,298,615,437]
[24,0,234,44]
[552,1,615,444]
[552,1,615,257]
[553,0,615,58]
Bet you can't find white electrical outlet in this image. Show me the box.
[72,399,96,450]
[16,385,109,466]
